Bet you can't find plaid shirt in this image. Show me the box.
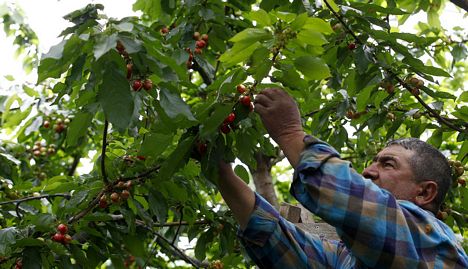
[238,139,468,268]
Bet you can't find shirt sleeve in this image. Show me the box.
[237,192,357,269]
[291,137,468,268]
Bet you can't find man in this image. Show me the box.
[217,88,468,268]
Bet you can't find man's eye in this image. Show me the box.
[383,162,393,167]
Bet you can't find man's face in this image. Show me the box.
[362,145,420,201]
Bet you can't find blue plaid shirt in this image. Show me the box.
[238,139,468,268]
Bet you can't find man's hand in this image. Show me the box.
[254,88,305,168]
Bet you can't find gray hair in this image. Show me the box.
[386,138,451,213]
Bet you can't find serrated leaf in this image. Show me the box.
[159,88,196,122]
[97,64,134,130]
[229,28,272,43]
[294,56,330,80]
[66,112,93,147]
[243,9,272,27]
[94,33,118,60]
[302,18,333,34]
[296,29,327,46]
[219,41,263,67]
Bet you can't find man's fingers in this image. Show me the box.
[253,94,272,107]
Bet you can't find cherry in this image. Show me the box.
[197,142,208,156]
[201,34,209,42]
[63,234,72,244]
[43,120,50,128]
[116,41,125,53]
[411,88,420,96]
[236,84,246,94]
[121,190,130,200]
[111,192,120,203]
[116,181,126,189]
[52,233,64,242]
[54,123,65,133]
[126,63,133,79]
[186,60,193,69]
[99,196,108,208]
[240,95,251,106]
[224,112,236,124]
[136,155,146,160]
[220,124,231,134]
[143,79,153,91]
[132,80,142,91]
[196,40,206,49]
[125,181,133,190]
[160,26,169,34]
[193,31,201,40]
[57,223,68,234]
[194,48,202,54]
[347,43,356,50]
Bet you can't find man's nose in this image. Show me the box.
[362,163,378,181]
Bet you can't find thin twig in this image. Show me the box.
[67,189,106,224]
[322,0,467,134]
[172,206,184,245]
[101,120,109,184]
[0,193,71,206]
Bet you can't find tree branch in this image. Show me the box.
[101,120,109,184]
[68,153,81,176]
[450,0,468,12]
[322,0,467,134]
[0,193,71,206]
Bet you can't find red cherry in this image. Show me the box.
[132,80,142,91]
[143,79,153,91]
[186,60,193,69]
[201,34,209,42]
[196,40,206,49]
[193,31,201,40]
[136,155,146,160]
[43,120,50,128]
[194,48,202,54]
[240,95,251,106]
[121,190,130,200]
[52,233,64,242]
[348,43,356,50]
[125,181,133,190]
[220,124,231,134]
[224,113,236,123]
[185,47,191,53]
[57,223,68,234]
[54,123,65,133]
[236,84,246,94]
[160,27,169,34]
[197,142,207,156]
[111,192,120,203]
[126,63,133,79]
[99,197,108,208]
[116,41,125,53]
[63,234,72,244]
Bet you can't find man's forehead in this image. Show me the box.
[376,145,414,160]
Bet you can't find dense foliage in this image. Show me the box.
[0,0,467,268]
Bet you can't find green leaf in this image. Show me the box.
[427,129,443,148]
[459,91,468,102]
[97,63,135,130]
[296,29,327,46]
[229,28,272,43]
[452,106,468,122]
[302,18,333,34]
[158,135,196,181]
[356,86,373,111]
[350,2,408,15]
[159,88,196,122]
[290,13,308,30]
[219,41,263,67]
[403,57,451,77]
[234,165,250,183]
[322,0,339,12]
[243,9,272,27]
[199,104,233,138]
[139,133,173,158]
[0,152,20,165]
[427,9,441,29]
[93,33,118,60]
[66,112,93,147]
[0,227,16,256]
[458,140,468,161]
[294,56,330,80]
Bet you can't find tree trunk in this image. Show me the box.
[251,152,279,209]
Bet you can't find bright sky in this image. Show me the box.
[0,0,466,87]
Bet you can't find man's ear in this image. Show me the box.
[414,181,438,207]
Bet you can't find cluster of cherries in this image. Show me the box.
[219,84,253,134]
[186,31,209,68]
[31,141,56,158]
[116,41,153,92]
[99,180,133,208]
[42,118,69,134]
[51,223,72,244]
